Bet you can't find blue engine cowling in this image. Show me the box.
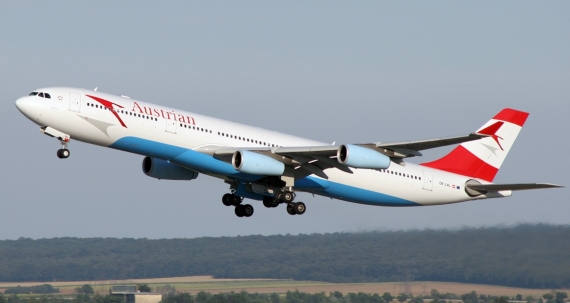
[337,144,391,169]
[232,150,285,176]
[142,157,199,180]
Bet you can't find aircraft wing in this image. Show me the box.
[466,183,563,192]
[213,145,346,179]
[359,133,488,158]
[211,132,489,179]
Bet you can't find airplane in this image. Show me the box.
[15,87,562,217]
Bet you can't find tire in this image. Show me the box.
[262,196,273,208]
[235,205,245,217]
[293,202,306,215]
[243,204,254,217]
[282,191,294,203]
[270,199,280,208]
[286,204,296,215]
[61,149,70,158]
[231,195,242,206]
[56,149,63,159]
[275,192,283,203]
[222,194,233,206]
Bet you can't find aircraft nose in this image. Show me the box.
[15,97,27,113]
[15,96,37,120]
[16,97,25,111]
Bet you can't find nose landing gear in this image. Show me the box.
[41,126,71,159]
[57,148,70,159]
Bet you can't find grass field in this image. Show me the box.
[0,276,567,297]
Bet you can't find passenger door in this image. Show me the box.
[166,120,177,134]
[69,92,81,113]
[422,171,433,191]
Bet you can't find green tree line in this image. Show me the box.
[0,290,566,303]
[0,224,568,288]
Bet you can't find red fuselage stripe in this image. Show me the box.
[86,95,128,128]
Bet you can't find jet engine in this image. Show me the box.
[142,157,199,180]
[337,144,391,169]
[232,150,285,176]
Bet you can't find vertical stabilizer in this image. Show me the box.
[421,108,529,182]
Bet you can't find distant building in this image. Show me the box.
[112,286,138,293]
[110,286,162,303]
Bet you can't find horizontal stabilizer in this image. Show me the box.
[466,183,563,192]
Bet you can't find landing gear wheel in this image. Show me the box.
[282,191,294,203]
[275,192,283,203]
[270,199,279,208]
[235,205,245,217]
[286,204,296,215]
[263,196,273,208]
[293,202,306,215]
[57,149,70,159]
[222,194,233,206]
[231,194,242,206]
[243,204,254,217]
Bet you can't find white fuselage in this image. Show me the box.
[15,87,508,207]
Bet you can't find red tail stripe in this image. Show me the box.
[493,108,529,127]
[420,145,498,182]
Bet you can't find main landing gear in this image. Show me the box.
[223,189,306,218]
[222,193,254,218]
[272,190,306,215]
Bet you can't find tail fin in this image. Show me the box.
[421,108,529,182]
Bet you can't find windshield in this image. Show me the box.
[29,91,51,99]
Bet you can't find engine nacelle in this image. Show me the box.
[337,144,391,169]
[232,150,285,176]
[142,157,199,180]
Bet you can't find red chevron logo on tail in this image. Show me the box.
[477,121,504,150]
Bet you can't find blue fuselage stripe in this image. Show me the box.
[109,136,419,206]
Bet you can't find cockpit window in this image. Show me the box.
[30,92,51,98]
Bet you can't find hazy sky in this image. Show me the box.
[1,2,568,240]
